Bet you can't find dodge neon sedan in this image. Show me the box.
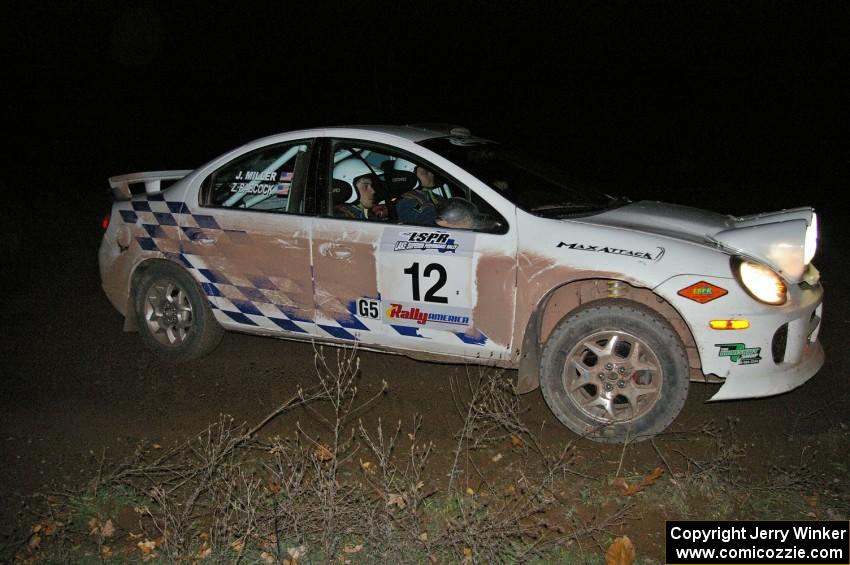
[99,124,824,442]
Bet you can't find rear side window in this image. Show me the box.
[201,141,312,214]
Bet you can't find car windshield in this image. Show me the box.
[420,136,622,217]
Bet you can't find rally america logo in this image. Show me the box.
[716,343,762,365]
[385,304,469,326]
[394,231,458,253]
[557,242,665,262]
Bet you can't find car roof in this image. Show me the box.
[274,124,470,144]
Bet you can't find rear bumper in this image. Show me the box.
[98,229,135,318]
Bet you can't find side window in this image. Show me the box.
[201,141,312,213]
[325,140,507,233]
[446,187,508,234]
[328,141,460,226]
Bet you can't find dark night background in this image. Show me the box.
[1,1,848,257]
[1,3,850,549]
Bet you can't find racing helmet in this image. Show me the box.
[435,198,480,226]
[333,157,375,201]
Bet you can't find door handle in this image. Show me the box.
[320,243,353,259]
[329,245,352,259]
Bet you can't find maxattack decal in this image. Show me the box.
[382,300,472,330]
[556,242,665,262]
[716,343,762,365]
[677,281,728,304]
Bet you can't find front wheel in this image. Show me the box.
[133,262,224,362]
[539,300,689,443]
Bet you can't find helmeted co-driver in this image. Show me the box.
[332,158,388,221]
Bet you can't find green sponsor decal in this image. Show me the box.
[716,342,762,365]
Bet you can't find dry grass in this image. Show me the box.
[10,349,847,563]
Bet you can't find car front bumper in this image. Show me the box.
[658,275,825,401]
[709,333,824,401]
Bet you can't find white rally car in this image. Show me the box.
[99,125,824,442]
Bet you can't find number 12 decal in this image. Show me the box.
[403,262,448,303]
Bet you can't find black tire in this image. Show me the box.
[133,262,224,362]
[539,300,689,443]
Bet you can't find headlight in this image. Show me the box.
[804,212,818,265]
[733,258,787,305]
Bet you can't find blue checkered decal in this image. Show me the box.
[117,196,329,337]
[118,195,486,346]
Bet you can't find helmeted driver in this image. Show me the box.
[332,157,388,221]
[394,158,446,225]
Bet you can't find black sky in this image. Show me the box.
[2,1,849,215]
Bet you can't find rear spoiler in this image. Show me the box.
[108,170,192,201]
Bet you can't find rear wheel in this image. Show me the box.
[540,300,689,443]
[133,262,223,362]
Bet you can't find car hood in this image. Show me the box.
[580,201,817,282]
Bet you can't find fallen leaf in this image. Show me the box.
[101,545,113,559]
[463,547,473,557]
[198,531,209,541]
[138,540,157,555]
[408,432,416,441]
[152,443,162,449]
[31,524,42,534]
[88,517,115,539]
[314,444,334,461]
[614,467,664,496]
[387,493,407,509]
[260,551,276,564]
[343,544,363,553]
[465,487,475,496]
[510,434,524,448]
[491,453,503,463]
[267,481,281,495]
[197,541,212,559]
[287,544,307,560]
[419,532,428,541]
[505,484,517,497]
[231,540,244,552]
[605,536,636,565]
[28,534,42,550]
[360,460,375,474]
[803,494,819,508]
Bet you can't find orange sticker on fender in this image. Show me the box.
[677,281,728,304]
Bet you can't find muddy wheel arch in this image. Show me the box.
[122,258,187,332]
[516,278,706,394]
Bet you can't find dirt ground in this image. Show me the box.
[1,205,847,561]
